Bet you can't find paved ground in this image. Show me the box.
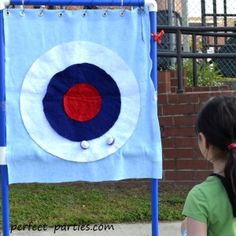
[6,222,182,236]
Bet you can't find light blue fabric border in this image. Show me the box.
[4,8,162,183]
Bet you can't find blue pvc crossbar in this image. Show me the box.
[9,0,144,6]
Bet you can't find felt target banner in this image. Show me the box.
[4,8,162,183]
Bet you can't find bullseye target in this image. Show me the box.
[20,41,140,162]
[43,63,121,142]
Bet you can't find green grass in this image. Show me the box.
[1,181,191,226]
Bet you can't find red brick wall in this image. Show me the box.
[158,71,236,184]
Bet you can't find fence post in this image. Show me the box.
[176,29,184,93]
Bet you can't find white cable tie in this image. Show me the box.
[0,147,6,165]
[0,0,10,9]
[145,0,158,12]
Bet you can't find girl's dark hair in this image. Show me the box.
[195,95,236,194]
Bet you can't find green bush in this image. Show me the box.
[184,59,224,87]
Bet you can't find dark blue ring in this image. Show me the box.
[43,63,121,141]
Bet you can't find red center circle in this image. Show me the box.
[63,83,102,122]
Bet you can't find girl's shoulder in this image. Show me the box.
[186,175,225,205]
[192,175,224,195]
[183,175,236,236]
[183,175,231,224]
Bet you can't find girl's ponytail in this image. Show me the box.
[225,146,236,195]
[224,145,236,217]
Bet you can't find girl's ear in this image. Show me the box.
[198,132,208,147]
[198,132,209,157]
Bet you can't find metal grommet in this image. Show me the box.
[6,10,10,16]
[38,12,44,17]
[20,0,25,17]
[20,10,25,17]
[138,7,145,15]
[82,11,87,17]
[58,6,65,17]
[102,10,108,17]
[38,6,45,17]
[120,10,125,17]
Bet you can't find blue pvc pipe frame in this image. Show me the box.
[9,0,145,6]
[0,8,10,236]
[150,11,159,236]
[0,1,159,236]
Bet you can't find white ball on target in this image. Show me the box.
[80,141,89,150]
[106,137,115,145]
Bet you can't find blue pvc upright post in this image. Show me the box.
[151,179,159,236]
[150,9,159,236]
[0,9,10,236]
[0,166,10,236]
[150,11,157,89]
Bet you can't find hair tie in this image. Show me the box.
[227,143,236,151]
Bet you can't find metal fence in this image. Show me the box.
[157,0,236,89]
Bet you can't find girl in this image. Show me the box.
[181,95,236,236]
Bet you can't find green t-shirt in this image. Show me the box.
[182,176,236,236]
